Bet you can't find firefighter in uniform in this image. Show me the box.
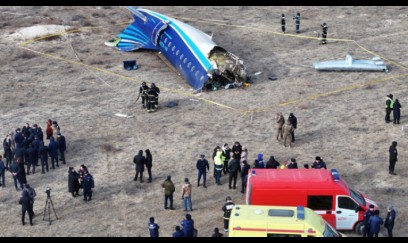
[293,12,300,33]
[139,82,149,108]
[222,196,235,232]
[150,83,160,112]
[281,14,286,33]
[321,22,328,44]
[146,87,155,113]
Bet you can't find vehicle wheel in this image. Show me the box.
[354,221,364,235]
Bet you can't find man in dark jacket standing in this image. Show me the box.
[133,150,146,182]
[196,154,209,188]
[240,160,250,194]
[389,141,398,175]
[21,184,35,226]
[39,145,49,173]
[83,171,94,201]
[288,113,297,142]
[48,137,59,169]
[26,144,37,175]
[9,160,24,190]
[368,210,383,237]
[362,204,375,237]
[393,99,401,124]
[145,149,153,183]
[68,167,80,197]
[57,133,66,164]
[384,205,396,237]
[228,158,240,190]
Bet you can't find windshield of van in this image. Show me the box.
[349,188,365,206]
[323,222,341,237]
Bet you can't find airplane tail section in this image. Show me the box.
[104,7,159,52]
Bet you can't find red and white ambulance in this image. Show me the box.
[246,168,378,234]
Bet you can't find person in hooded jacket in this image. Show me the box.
[145,149,153,183]
[389,141,398,175]
[265,156,280,169]
[133,150,146,182]
[257,153,265,168]
[393,99,401,124]
[181,213,195,237]
[68,167,81,197]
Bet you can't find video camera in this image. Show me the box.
[45,187,51,197]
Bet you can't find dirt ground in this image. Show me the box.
[0,6,407,237]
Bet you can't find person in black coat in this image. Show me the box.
[240,160,250,194]
[83,171,94,201]
[281,14,286,33]
[21,185,34,226]
[228,158,240,189]
[287,158,298,169]
[57,133,67,164]
[48,136,59,169]
[10,160,24,190]
[288,113,297,142]
[389,141,398,175]
[384,205,396,237]
[3,137,13,169]
[39,145,49,173]
[266,156,280,169]
[68,167,81,197]
[26,144,37,174]
[145,149,153,183]
[393,99,401,124]
[133,150,146,182]
[196,154,209,187]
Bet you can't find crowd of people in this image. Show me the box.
[2,120,66,191]
[1,92,402,235]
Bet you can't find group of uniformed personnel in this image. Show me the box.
[139,82,160,113]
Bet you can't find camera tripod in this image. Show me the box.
[43,194,58,225]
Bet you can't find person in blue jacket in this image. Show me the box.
[148,217,160,237]
[368,209,384,237]
[181,213,194,237]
